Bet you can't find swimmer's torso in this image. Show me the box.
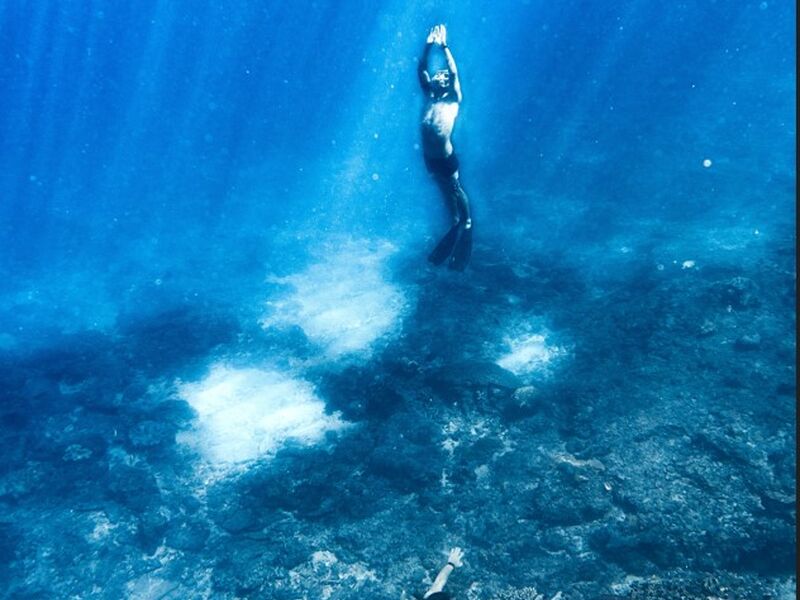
[421,99,459,158]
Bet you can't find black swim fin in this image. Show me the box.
[428,223,461,266]
[448,225,472,271]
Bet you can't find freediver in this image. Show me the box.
[418,24,473,271]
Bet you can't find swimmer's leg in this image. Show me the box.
[434,174,460,225]
[448,173,472,271]
[451,173,472,229]
[428,172,473,269]
[428,173,461,266]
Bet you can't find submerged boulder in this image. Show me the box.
[426,361,522,392]
[502,385,546,418]
[734,333,762,350]
[164,517,210,552]
[128,420,174,449]
[709,276,759,309]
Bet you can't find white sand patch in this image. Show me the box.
[177,364,347,466]
[86,511,117,542]
[262,239,408,358]
[496,330,567,377]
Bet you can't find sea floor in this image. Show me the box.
[0,198,795,599]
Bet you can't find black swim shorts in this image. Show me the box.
[424,153,459,177]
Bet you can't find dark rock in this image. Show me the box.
[212,544,284,595]
[625,571,779,600]
[235,446,390,521]
[137,509,169,554]
[210,499,259,534]
[0,462,53,501]
[459,436,505,465]
[164,517,210,552]
[107,465,160,511]
[45,453,110,501]
[734,516,797,574]
[128,420,174,448]
[710,276,760,309]
[24,331,120,386]
[320,366,405,420]
[734,333,761,350]
[118,307,237,375]
[368,441,442,494]
[526,463,612,526]
[426,361,522,392]
[588,517,670,573]
[690,431,755,467]
[385,357,423,378]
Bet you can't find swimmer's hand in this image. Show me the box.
[447,547,464,568]
[426,26,438,44]
[427,24,446,46]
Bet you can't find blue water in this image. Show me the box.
[0,2,795,598]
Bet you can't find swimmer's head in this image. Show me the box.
[431,69,451,95]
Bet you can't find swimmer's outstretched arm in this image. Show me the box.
[423,547,464,598]
[439,26,463,103]
[418,26,438,91]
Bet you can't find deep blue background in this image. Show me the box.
[1,1,794,284]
